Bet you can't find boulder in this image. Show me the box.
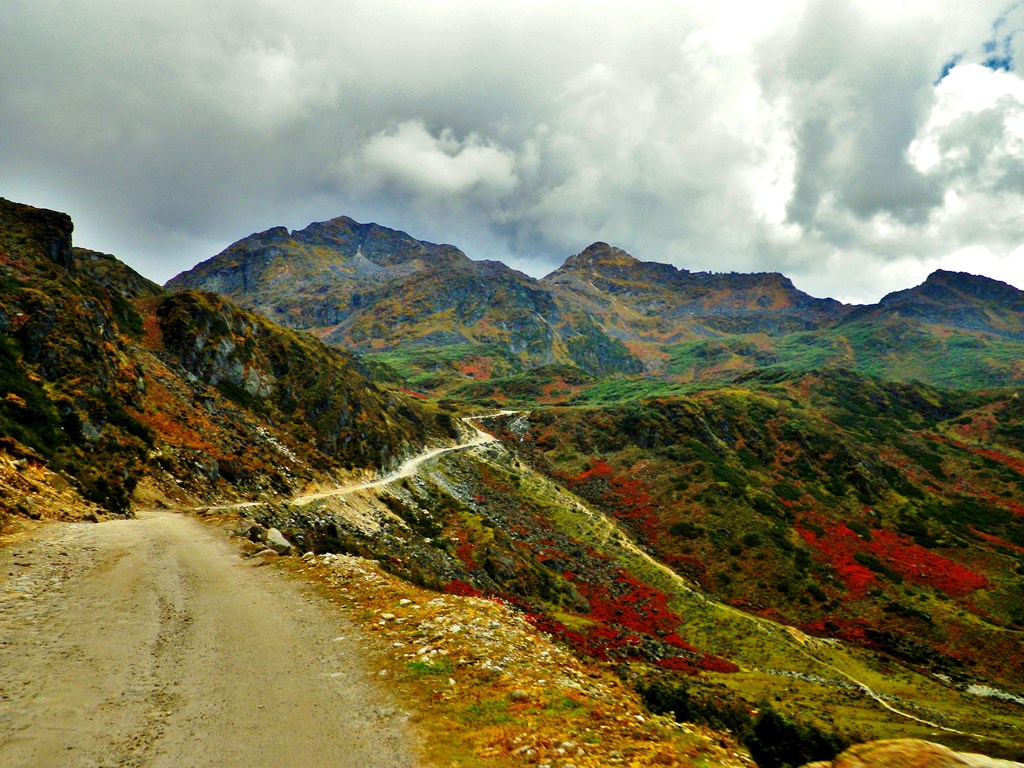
[803,739,1024,768]
[265,527,293,555]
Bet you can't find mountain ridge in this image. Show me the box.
[0,198,454,523]
[168,214,1024,392]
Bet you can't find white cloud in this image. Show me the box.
[353,120,518,199]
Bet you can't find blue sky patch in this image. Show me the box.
[934,53,964,85]
[936,7,1020,83]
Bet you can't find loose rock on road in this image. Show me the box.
[0,510,418,767]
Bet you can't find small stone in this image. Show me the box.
[399,598,413,606]
[301,551,315,561]
[509,689,528,701]
[380,613,396,621]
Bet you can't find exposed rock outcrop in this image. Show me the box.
[0,198,73,268]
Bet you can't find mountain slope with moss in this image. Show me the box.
[166,217,644,380]
[240,397,1024,760]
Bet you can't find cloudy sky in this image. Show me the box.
[4,0,1024,303]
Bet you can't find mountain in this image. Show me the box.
[168,217,645,380]
[849,269,1024,338]
[0,199,452,526]
[169,216,1024,394]
[165,216,467,327]
[545,241,848,339]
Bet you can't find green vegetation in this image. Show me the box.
[365,342,523,392]
[663,323,1024,392]
[570,377,700,404]
[405,658,455,677]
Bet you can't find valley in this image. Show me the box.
[3,197,1024,766]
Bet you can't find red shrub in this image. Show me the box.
[444,579,482,597]
[797,520,988,598]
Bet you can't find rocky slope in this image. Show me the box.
[0,198,452,525]
[803,739,1024,768]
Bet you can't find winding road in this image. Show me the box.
[289,412,509,506]
[0,412,518,767]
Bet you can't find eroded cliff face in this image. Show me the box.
[155,290,454,470]
[0,199,151,514]
[0,198,73,268]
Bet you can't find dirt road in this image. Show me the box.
[290,411,514,507]
[0,511,418,768]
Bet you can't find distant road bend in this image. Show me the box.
[289,410,516,506]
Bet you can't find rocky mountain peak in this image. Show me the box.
[880,269,1023,305]
[919,269,1024,303]
[557,242,642,272]
[289,215,468,269]
[848,268,1024,338]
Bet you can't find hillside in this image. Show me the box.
[242,389,1024,760]
[0,198,453,527]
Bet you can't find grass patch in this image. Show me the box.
[457,697,514,726]
[405,657,456,677]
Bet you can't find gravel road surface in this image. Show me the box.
[0,510,418,768]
